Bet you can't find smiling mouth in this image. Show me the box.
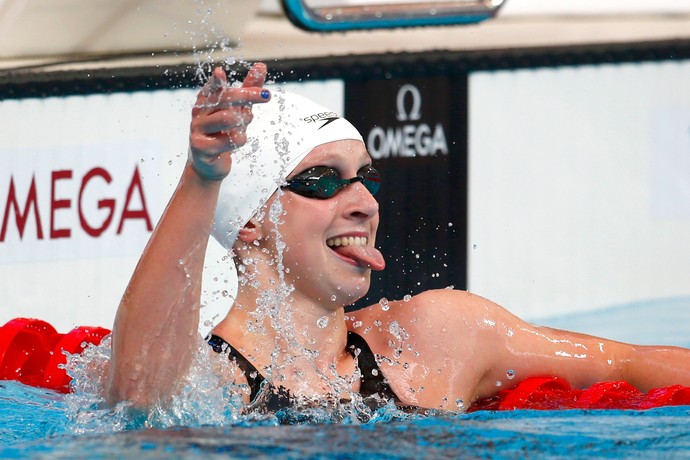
[326,236,368,248]
[325,236,386,271]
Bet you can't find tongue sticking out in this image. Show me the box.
[332,245,386,271]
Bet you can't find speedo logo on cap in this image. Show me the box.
[303,112,340,129]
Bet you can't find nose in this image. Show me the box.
[341,181,379,220]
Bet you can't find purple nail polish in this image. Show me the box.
[261,89,270,99]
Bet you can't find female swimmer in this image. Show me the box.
[106,63,690,412]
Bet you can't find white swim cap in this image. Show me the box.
[212,90,364,249]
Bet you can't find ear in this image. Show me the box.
[237,218,263,244]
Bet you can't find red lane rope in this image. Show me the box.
[2,318,690,408]
[0,318,110,393]
[469,376,690,411]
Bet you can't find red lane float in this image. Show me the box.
[2,318,690,409]
[469,376,690,411]
[0,318,110,393]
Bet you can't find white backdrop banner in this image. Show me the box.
[468,60,690,320]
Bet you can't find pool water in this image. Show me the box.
[2,379,690,459]
[2,297,690,459]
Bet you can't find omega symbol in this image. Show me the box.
[395,84,422,122]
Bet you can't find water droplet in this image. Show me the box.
[456,398,464,409]
[496,380,502,387]
[317,316,329,328]
[353,320,363,329]
[379,297,390,311]
[403,294,412,302]
[506,369,515,380]
[371,369,379,376]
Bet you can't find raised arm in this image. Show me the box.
[106,64,270,407]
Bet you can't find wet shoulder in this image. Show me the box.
[346,289,483,410]
[348,289,478,333]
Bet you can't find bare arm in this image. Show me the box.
[106,64,269,407]
[349,289,690,411]
[469,293,690,397]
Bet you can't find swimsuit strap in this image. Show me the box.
[346,331,398,401]
[207,331,398,404]
[206,334,264,401]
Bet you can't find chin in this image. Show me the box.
[334,275,371,305]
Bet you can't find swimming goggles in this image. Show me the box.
[282,165,381,199]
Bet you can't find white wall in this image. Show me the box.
[468,60,690,320]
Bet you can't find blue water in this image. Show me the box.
[2,297,690,459]
[537,296,690,348]
[2,379,690,459]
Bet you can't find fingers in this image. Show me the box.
[195,63,270,114]
[192,130,248,156]
[187,63,270,181]
[242,62,268,89]
[200,67,228,97]
[196,106,254,134]
[193,86,269,118]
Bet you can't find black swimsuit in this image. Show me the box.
[206,331,398,409]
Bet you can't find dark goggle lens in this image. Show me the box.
[284,165,380,199]
[359,166,381,196]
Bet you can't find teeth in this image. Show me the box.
[327,236,368,247]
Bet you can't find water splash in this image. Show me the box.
[62,336,251,434]
[185,0,243,85]
[58,2,422,429]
